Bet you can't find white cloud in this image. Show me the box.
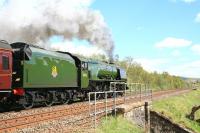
[155,37,192,48]
[171,50,181,57]
[195,13,200,23]
[134,58,169,73]
[182,0,196,3]
[50,40,106,57]
[168,60,200,78]
[133,58,200,78]
[170,0,196,3]
[191,44,200,55]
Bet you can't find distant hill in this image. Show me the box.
[181,77,200,82]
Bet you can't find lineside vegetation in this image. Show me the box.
[97,116,143,133]
[152,90,200,132]
[116,57,187,90]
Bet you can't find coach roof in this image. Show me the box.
[0,40,12,50]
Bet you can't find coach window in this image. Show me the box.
[2,56,9,70]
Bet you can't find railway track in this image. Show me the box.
[0,98,124,132]
[0,89,191,133]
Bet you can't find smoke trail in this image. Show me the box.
[0,0,114,58]
[50,39,106,57]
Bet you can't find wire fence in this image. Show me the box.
[88,82,152,129]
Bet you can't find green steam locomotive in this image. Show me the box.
[0,42,127,109]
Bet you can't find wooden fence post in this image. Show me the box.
[145,102,150,133]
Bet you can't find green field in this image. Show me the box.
[97,116,143,133]
[152,89,200,132]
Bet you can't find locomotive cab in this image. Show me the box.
[81,61,89,89]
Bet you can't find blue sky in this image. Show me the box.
[90,0,200,78]
[0,0,199,78]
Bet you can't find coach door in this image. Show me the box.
[0,50,12,90]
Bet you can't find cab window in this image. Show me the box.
[81,62,88,70]
[2,56,9,70]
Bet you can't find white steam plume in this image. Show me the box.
[0,0,114,58]
[51,40,106,57]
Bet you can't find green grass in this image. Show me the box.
[152,89,200,132]
[97,116,143,133]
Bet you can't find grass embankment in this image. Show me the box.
[153,89,200,132]
[97,116,143,133]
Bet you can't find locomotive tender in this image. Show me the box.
[0,41,127,109]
